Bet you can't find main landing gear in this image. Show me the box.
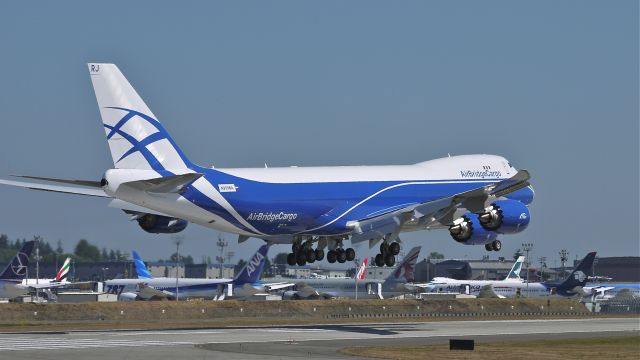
[326,247,355,264]
[375,241,400,267]
[287,241,325,266]
[484,240,502,252]
[285,238,355,266]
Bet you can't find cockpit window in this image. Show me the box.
[508,162,513,168]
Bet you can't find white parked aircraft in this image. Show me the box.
[0,64,534,267]
[410,256,525,297]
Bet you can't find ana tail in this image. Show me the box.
[233,244,270,285]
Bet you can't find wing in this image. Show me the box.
[0,179,109,198]
[263,282,297,291]
[348,170,531,245]
[137,283,175,300]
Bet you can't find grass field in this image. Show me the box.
[339,336,640,360]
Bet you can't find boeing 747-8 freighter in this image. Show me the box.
[0,64,534,266]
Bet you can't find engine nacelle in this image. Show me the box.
[137,214,188,234]
[478,199,530,234]
[118,292,138,301]
[282,291,301,300]
[449,213,497,245]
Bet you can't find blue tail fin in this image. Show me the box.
[0,241,35,280]
[559,252,596,289]
[132,250,153,279]
[233,244,269,285]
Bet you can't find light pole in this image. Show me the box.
[559,249,568,280]
[173,235,184,301]
[35,239,41,302]
[101,267,109,282]
[538,256,546,281]
[217,236,228,278]
[521,243,533,297]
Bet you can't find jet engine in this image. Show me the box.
[118,292,138,301]
[282,291,302,300]
[448,213,497,245]
[477,200,530,234]
[136,214,188,234]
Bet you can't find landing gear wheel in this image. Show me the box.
[384,254,396,267]
[287,253,296,266]
[375,253,384,267]
[485,243,493,252]
[491,240,502,252]
[296,252,307,266]
[389,242,400,256]
[292,243,301,253]
[327,250,337,263]
[314,249,325,261]
[306,249,316,263]
[336,249,347,263]
[380,242,389,254]
[345,248,356,262]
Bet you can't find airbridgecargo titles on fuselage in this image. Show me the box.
[460,169,502,179]
[246,212,299,222]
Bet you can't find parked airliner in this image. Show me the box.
[410,256,525,296]
[0,64,534,266]
[105,244,272,300]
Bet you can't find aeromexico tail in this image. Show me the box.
[0,64,535,265]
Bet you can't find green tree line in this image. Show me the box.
[0,234,131,265]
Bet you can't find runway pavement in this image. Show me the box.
[0,317,637,359]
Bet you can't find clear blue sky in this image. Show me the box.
[0,1,637,268]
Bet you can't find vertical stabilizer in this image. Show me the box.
[132,250,153,279]
[88,63,192,171]
[0,241,35,280]
[559,252,597,289]
[504,256,525,281]
[55,257,71,282]
[233,244,269,285]
[385,246,421,283]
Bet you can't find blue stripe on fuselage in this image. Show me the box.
[182,166,526,236]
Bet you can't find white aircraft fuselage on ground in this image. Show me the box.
[0,64,534,266]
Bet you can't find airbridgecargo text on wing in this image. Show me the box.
[247,212,298,222]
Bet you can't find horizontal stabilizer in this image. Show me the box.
[108,199,172,217]
[123,173,203,193]
[11,175,102,188]
[0,179,109,198]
